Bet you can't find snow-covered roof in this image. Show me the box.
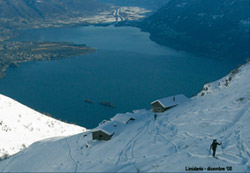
[93,120,122,135]
[111,113,135,124]
[151,94,189,108]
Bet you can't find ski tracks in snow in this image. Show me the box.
[216,109,250,165]
[115,115,178,168]
[234,129,249,165]
[115,119,151,168]
[216,107,246,134]
[65,138,78,173]
[152,118,178,153]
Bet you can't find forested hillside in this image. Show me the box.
[139,0,249,62]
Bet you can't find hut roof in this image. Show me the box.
[151,94,189,109]
[93,120,121,136]
[111,113,135,124]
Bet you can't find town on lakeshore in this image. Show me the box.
[0,41,96,78]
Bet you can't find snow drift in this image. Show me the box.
[0,63,249,172]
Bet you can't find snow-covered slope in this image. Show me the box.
[0,94,86,158]
[0,63,250,172]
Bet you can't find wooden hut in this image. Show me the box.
[151,94,189,113]
[92,130,114,141]
[92,121,120,141]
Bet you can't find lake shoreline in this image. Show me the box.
[0,26,237,128]
[0,41,96,79]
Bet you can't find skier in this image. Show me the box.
[154,114,157,120]
[210,139,222,157]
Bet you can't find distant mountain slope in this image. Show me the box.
[0,0,110,41]
[0,0,106,19]
[0,0,150,41]
[1,63,249,172]
[0,94,85,158]
[139,0,249,62]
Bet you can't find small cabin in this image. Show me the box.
[92,130,114,141]
[151,94,189,113]
[92,121,120,141]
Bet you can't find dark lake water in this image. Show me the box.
[0,25,236,128]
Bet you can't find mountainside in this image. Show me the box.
[0,0,107,27]
[0,0,106,20]
[0,0,108,41]
[0,94,85,159]
[1,63,249,172]
[139,0,249,62]
[0,0,151,41]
